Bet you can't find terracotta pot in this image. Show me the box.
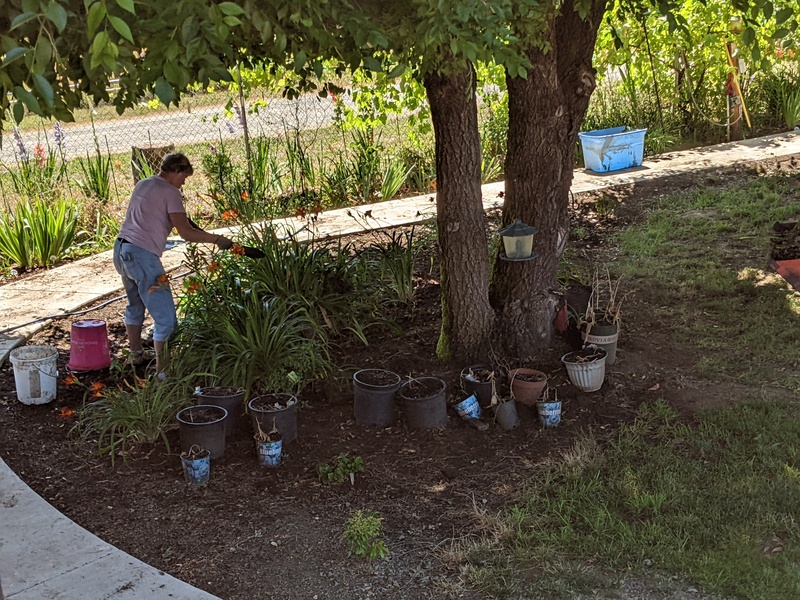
[508,368,547,406]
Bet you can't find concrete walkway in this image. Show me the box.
[0,130,799,599]
[0,457,220,599]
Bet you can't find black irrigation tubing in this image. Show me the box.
[0,269,194,336]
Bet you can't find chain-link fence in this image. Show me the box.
[1,85,341,166]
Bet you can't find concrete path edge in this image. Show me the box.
[0,457,220,599]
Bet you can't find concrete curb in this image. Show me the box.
[0,458,220,599]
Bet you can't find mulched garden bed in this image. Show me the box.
[2,160,797,599]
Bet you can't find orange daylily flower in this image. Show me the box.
[184,279,202,295]
[207,260,219,273]
[63,373,80,386]
[222,209,239,220]
[148,273,171,293]
[230,243,245,256]
[240,191,249,200]
[90,381,106,398]
[58,407,76,421]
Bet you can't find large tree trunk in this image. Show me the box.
[490,0,606,357]
[424,63,493,362]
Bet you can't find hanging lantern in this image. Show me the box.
[498,219,538,261]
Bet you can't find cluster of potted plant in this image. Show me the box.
[561,267,630,392]
[174,383,298,484]
[453,364,558,431]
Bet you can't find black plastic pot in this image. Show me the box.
[564,282,592,316]
[249,393,298,444]
[353,369,401,428]
[460,364,496,408]
[582,321,619,365]
[176,405,228,459]
[194,386,245,436]
[397,377,447,429]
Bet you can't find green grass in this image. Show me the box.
[616,175,800,389]
[456,174,800,599]
[461,401,800,599]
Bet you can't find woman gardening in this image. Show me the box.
[113,152,233,377]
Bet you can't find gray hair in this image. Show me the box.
[160,152,194,175]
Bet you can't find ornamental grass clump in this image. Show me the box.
[70,373,197,463]
[0,198,78,268]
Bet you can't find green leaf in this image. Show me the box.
[44,2,68,32]
[363,56,381,72]
[181,16,198,43]
[87,2,106,37]
[32,74,54,108]
[108,15,134,43]
[154,78,175,105]
[367,30,388,48]
[11,12,38,30]
[294,50,306,72]
[775,7,793,24]
[773,28,790,40]
[1,47,30,68]
[91,31,109,58]
[222,16,241,27]
[218,2,244,16]
[115,0,135,14]
[102,52,116,71]
[13,100,24,124]
[164,61,182,83]
[387,63,406,79]
[741,26,755,46]
[165,41,180,61]
[89,31,109,69]
[34,36,53,71]
[15,85,42,116]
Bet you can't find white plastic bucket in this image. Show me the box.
[9,345,59,405]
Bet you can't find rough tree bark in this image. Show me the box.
[490,0,606,357]
[424,62,494,362]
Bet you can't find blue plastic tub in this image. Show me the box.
[578,126,647,173]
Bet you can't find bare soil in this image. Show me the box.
[1,159,798,599]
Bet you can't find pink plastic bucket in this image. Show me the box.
[67,319,112,371]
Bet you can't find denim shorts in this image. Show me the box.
[112,239,177,342]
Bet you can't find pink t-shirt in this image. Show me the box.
[118,176,186,257]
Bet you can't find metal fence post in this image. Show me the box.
[237,64,254,192]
